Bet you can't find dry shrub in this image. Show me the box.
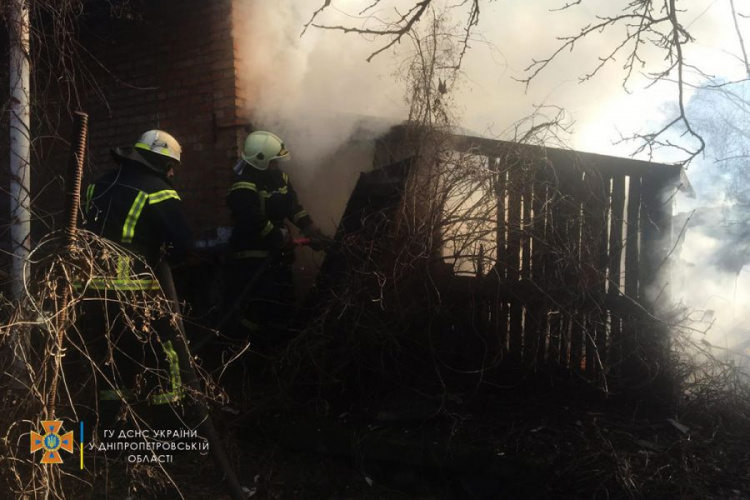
[0,230,223,499]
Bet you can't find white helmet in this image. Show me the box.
[135,130,182,163]
[241,131,290,171]
[112,129,182,174]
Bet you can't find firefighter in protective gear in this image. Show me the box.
[225,131,329,345]
[82,129,193,427]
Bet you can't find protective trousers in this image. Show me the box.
[83,290,186,434]
[223,254,295,352]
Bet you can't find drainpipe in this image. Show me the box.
[9,0,31,301]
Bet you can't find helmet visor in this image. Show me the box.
[276,145,290,161]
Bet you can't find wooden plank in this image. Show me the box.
[584,315,598,378]
[508,295,524,364]
[608,175,626,372]
[548,311,562,364]
[548,160,580,369]
[567,168,586,374]
[637,171,679,392]
[523,307,538,368]
[521,177,535,365]
[620,175,642,383]
[572,170,588,375]
[593,175,611,375]
[506,160,523,361]
[561,313,572,369]
[531,168,550,365]
[494,160,509,355]
[639,178,659,304]
[449,134,681,181]
[624,176,641,299]
[522,180,532,279]
[580,168,605,377]
[537,309,550,366]
[570,313,584,373]
[495,158,508,280]
[639,170,678,308]
[545,165,564,369]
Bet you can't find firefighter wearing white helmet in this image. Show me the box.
[225,130,330,344]
[83,129,193,423]
[240,130,290,171]
[111,129,183,177]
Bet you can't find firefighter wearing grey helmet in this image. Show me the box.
[111,129,182,175]
[241,130,290,171]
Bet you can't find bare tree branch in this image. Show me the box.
[729,0,750,77]
[309,1,432,62]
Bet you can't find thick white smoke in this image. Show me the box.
[231,0,749,315]
[232,0,405,172]
[674,186,750,352]
[232,0,411,294]
[673,80,750,354]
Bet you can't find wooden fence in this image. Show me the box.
[319,129,682,396]
[439,136,681,387]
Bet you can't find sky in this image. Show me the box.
[233,0,750,349]
[462,0,747,158]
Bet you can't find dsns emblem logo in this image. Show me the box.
[30,420,74,464]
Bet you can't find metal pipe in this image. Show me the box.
[9,0,31,300]
[48,112,89,418]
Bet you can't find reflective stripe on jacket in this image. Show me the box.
[84,160,193,270]
[227,168,312,254]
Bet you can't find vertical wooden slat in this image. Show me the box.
[506,157,523,361]
[638,171,678,398]
[568,169,586,374]
[639,179,659,295]
[639,172,676,306]
[620,175,642,383]
[561,313,572,369]
[657,173,677,303]
[532,168,549,365]
[522,174,536,365]
[495,158,507,275]
[548,311,561,364]
[570,313,584,374]
[576,170,605,377]
[494,160,509,355]
[589,174,611,378]
[522,178,532,278]
[624,175,641,299]
[547,160,571,369]
[608,175,626,370]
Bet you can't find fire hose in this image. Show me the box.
[154,262,247,500]
[190,237,313,354]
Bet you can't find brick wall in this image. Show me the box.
[2,0,376,295]
[0,0,256,291]
[0,23,9,283]
[80,0,243,238]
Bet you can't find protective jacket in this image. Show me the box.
[84,159,192,284]
[227,167,312,257]
[82,158,192,408]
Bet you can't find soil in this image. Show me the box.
[140,376,750,500]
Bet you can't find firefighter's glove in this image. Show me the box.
[278,228,296,254]
[308,231,333,252]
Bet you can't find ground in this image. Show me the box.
[99,374,749,500]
